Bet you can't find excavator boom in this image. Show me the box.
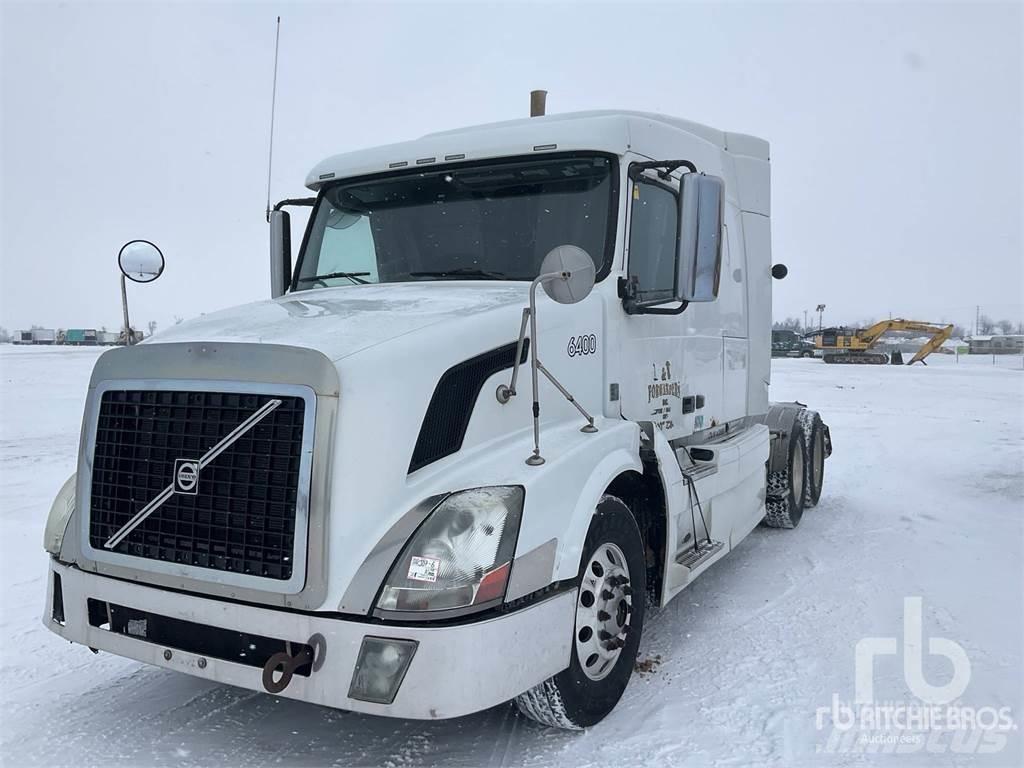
[816,319,954,365]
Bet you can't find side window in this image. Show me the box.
[316,209,380,284]
[628,180,677,302]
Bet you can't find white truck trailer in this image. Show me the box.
[43,110,831,729]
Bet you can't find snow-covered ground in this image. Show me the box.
[1,346,1021,767]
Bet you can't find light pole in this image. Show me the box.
[816,304,826,332]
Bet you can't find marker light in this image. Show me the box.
[376,487,524,615]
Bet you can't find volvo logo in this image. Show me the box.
[173,459,200,495]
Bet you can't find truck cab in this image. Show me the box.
[772,329,817,357]
[43,110,830,729]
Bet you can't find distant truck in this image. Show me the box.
[43,108,832,729]
[771,329,816,358]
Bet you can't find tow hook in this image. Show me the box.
[261,633,326,694]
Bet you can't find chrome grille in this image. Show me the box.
[88,389,306,581]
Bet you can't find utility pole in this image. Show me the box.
[803,309,808,333]
[975,305,981,337]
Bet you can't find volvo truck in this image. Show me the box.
[43,109,831,729]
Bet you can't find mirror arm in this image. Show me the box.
[498,271,599,466]
[120,274,132,346]
[268,197,316,222]
[619,276,688,315]
[627,301,688,316]
[272,197,316,212]
[628,159,697,181]
[497,308,532,404]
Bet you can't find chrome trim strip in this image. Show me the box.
[81,379,317,594]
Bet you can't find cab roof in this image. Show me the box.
[305,110,768,190]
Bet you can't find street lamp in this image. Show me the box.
[816,304,826,331]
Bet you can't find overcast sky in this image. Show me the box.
[1,1,1021,335]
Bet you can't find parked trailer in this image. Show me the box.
[21,329,57,345]
[96,331,121,346]
[43,109,831,729]
[62,329,98,346]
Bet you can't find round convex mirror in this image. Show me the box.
[118,240,165,283]
[539,245,596,304]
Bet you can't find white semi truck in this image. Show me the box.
[43,109,831,729]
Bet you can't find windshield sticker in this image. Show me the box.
[408,556,441,583]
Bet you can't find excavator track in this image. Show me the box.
[822,352,889,365]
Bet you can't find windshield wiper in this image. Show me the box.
[408,268,509,280]
[296,271,371,285]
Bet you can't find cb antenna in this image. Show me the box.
[265,15,281,222]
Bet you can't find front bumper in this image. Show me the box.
[44,560,575,720]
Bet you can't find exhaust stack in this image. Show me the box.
[530,90,547,117]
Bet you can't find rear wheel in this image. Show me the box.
[514,495,645,729]
[764,419,807,528]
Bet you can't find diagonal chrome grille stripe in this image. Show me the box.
[102,398,283,550]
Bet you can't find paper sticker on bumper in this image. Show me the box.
[407,556,440,583]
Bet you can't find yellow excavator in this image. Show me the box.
[813,319,954,365]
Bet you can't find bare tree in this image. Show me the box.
[147,320,158,337]
[173,315,184,325]
[996,318,1015,335]
[772,317,802,331]
[978,315,995,334]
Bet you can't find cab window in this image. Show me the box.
[627,180,677,303]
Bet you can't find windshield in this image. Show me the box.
[292,154,616,290]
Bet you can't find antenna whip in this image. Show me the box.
[265,16,281,222]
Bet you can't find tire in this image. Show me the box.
[763,419,807,528]
[514,495,646,729]
[798,410,826,508]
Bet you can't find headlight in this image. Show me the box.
[376,486,524,615]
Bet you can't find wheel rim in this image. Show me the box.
[575,542,632,681]
[791,438,804,503]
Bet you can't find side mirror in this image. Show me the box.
[118,240,164,283]
[676,174,724,302]
[539,245,596,304]
[269,209,292,298]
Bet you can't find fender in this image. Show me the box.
[334,416,643,612]
[550,432,643,583]
[422,417,644,585]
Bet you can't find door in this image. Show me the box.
[617,171,724,441]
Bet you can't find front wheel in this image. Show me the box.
[514,495,646,729]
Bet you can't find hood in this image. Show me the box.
[150,282,530,361]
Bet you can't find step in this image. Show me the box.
[675,538,724,570]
